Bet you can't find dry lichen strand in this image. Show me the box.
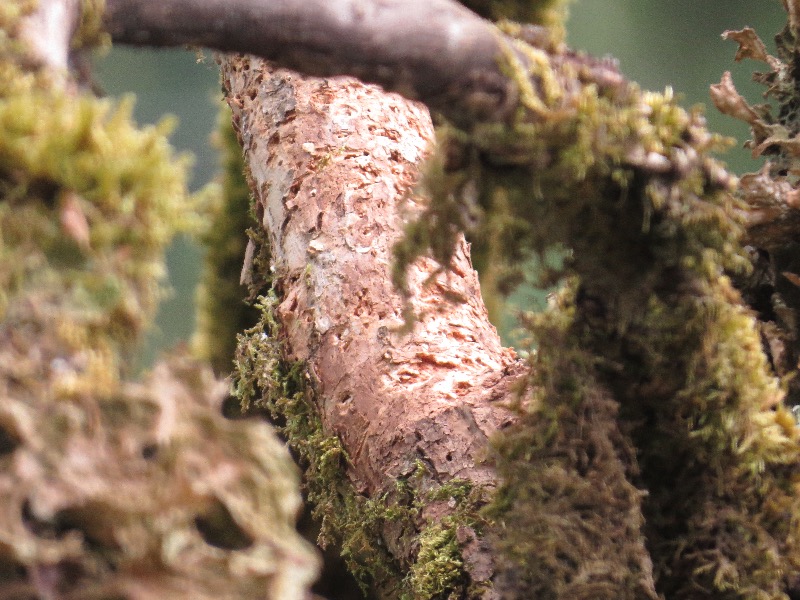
[234,293,493,600]
[394,32,800,599]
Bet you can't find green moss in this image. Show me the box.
[0,7,197,366]
[0,89,196,347]
[0,0,34,61]
[234,293,401,596]
[74,0,110,50]
[408,524,464,599]
[457,0,572,41]
[396,29,800,599]
[485,292,658,599]
[234,294,492,599]
[0,4,319,597]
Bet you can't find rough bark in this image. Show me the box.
[221,54,525,594]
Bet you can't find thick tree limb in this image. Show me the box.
[221,56,525,595]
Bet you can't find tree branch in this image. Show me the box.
[100,0,800,596]
[104,0,540,127]
[222,56,525,595]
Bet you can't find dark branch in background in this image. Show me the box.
[103,0,597,129]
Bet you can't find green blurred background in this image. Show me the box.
[93,0,787,364]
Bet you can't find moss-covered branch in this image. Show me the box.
[234,292,495,598]
[0,2,319,597]
[193,105,262,375]
[221,56,525,597]
[46,0,800,596]
[391,5,800,599]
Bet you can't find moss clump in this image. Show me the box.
[486,291,658,599]
[0,2,319,597]
[234,294,492,599]
[234,293,402,596]
[0,1,197,369]
[193,105,261,374]
[0,0,34,60]
[408,524,464,598]
[405,480,489,599]
[74,0,110,50]
[395,28,800,599]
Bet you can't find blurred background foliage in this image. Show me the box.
[93,0,786,363]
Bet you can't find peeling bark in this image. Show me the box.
[220,57,522,493]
[220,55,525,589]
